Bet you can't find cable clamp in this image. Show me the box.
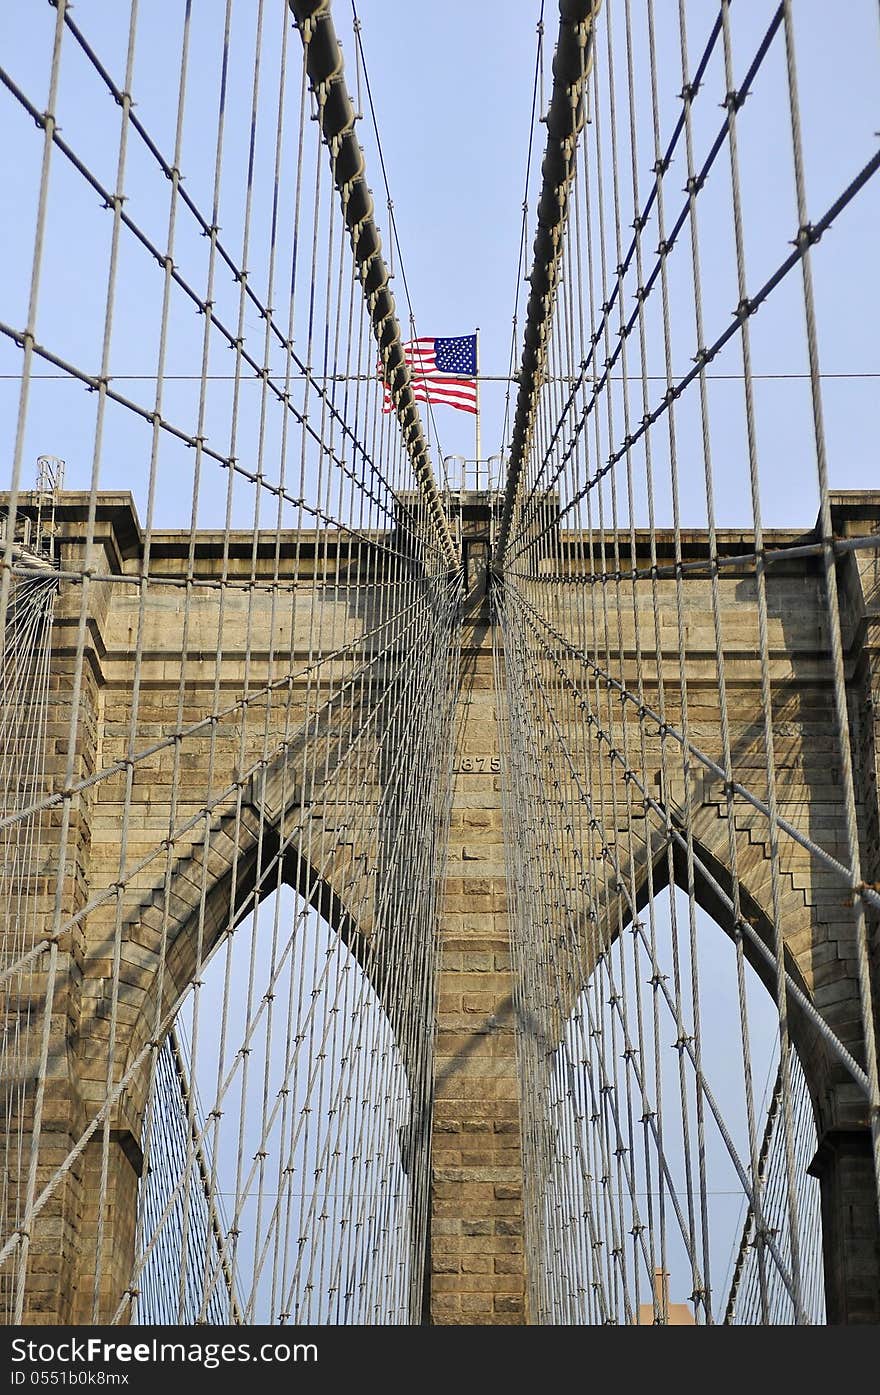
[794,222,821,250]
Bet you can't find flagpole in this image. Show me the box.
[475,326,481,480]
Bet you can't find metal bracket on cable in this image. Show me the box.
[494,0,601,567]
[289,0,457,571]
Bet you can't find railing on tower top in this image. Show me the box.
[443,455,503,494]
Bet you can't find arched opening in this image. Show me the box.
[134,884,416,1324]
[530,884,825,1324]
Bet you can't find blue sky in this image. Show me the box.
[1,1,877,528]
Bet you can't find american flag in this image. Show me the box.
[381,334,478,415]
